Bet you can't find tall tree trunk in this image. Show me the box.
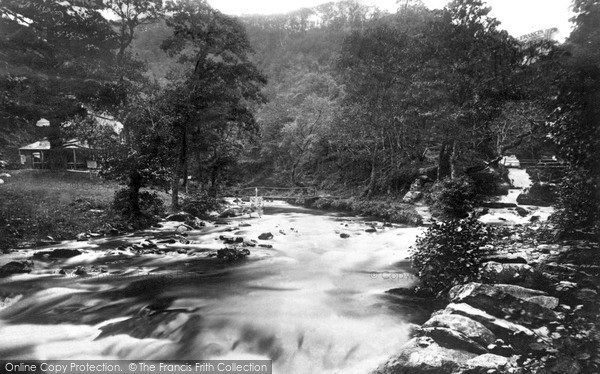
[450,140,459,179]
[171,126,187,212]
[128,170,142,216]
[437,142,451,180]
[366,151,377,199]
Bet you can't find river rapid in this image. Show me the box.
[0,201,431,374]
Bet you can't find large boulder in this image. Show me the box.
[371,336,478,374]
[489,284,558,310]
[434,303,536,351]
[0,261,33,277]
[33,248,82,260]
[516,182,556,207]
[469,166,509,196]
[449,283,561,326]
[422,314,496,349]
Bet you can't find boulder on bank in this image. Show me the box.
[516,182,556,206]
[422,314,496,349]
[435,303,536,349]
[449,283,561,326]
[371,336,478,374]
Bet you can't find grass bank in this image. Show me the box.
[291,196,423,225]
[0,170,169,251]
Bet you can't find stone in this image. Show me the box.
[258,244,273,249]
[76,232,88,241]
[0,179,4,184]
[449,283,561,326]
[258,232,273,240]
[516,183,556,207]
[165,212,195,222]
[526,296,559,310]
[220,207,245,218]
[555,281,578,292]
[0,173,10,178]
[33,248,82,260]
[576,288,598,302]
[480,202,517,209]
[176,225,192,233]
[423,314,496,349]
[492,284,548,299]
[420,327,488,354]
[515,207,529,217]
[479,262,536,287]
[371,336,478,374]
[402,190,423,203]
[340,233,350,239]
[365,228,377,233]
[435,303,536,351]
[462,354,512,374]
[0,261,33,277]
[482,255,528,264]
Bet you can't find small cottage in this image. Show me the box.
[19,138,96,169]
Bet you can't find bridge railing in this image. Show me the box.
[224,186,317,198]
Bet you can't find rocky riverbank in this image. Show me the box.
[372,238,600,374]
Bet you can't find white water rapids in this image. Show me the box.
[0,201,430,374]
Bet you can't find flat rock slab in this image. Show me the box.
[422,314,496,348]
[434,303,535,351]
[449,283,562,326]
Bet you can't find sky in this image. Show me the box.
[206,0,575,41]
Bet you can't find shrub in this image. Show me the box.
[112,188,165,218]
[429,176,477,219]
[410,217,492,296]
[551,168,600,239]
[181,192,226,219]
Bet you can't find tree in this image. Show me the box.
[544,0,600,237]
[99,92,175,215]
[160,0,266,209]
[104,0,164,63]
[0,0,120,141]
[330,0,526,197]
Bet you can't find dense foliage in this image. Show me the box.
[429,176,478,219]
[551,168,600,239]
[410,217,492,296]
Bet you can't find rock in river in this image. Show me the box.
[258,232,273,240]
[0,261,33,277]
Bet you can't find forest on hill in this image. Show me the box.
[0,0,598,227]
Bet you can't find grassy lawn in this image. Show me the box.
[0,169,169,252]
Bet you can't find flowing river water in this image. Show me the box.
[0,201,432,374]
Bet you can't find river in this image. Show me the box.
[0,201,431,373]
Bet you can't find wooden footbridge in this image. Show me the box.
[224,186,318,200]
